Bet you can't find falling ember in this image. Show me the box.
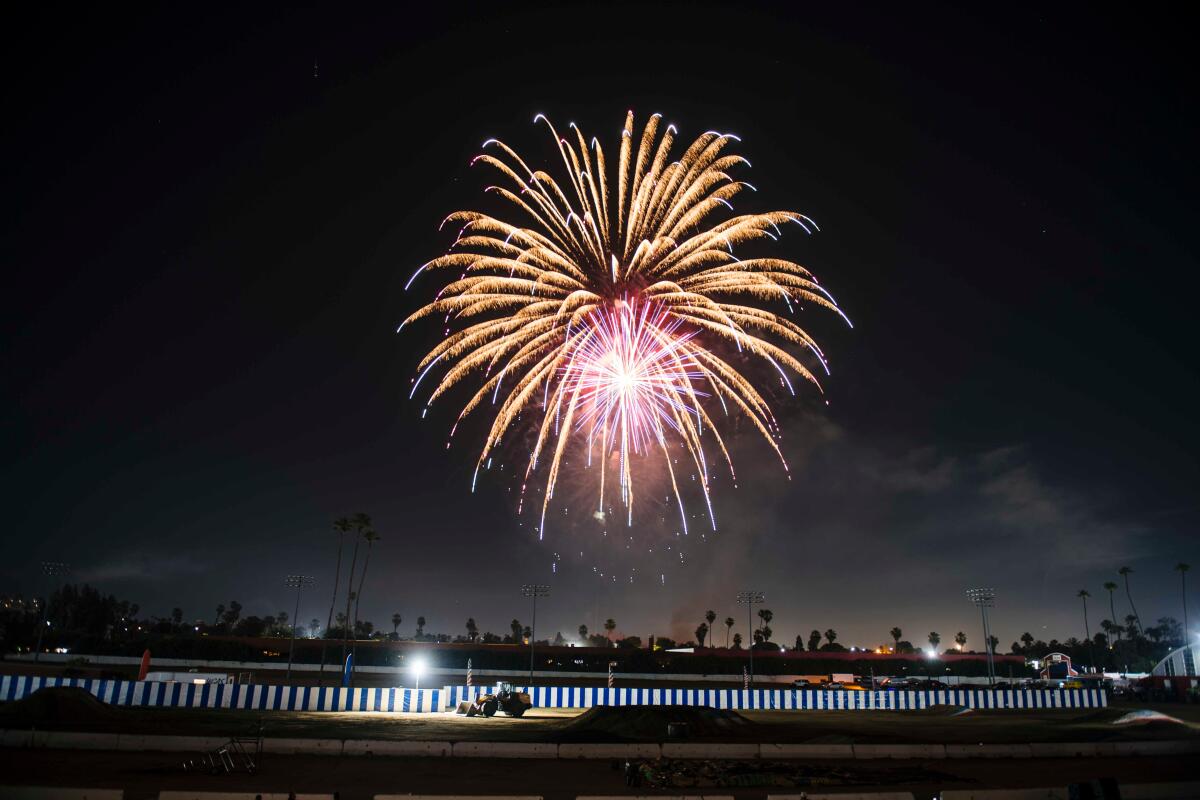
[402,112,850,541]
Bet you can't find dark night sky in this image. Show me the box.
[4,4,1197,649]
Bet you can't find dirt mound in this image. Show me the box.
[556,704,754,742]
[0,687,118,727]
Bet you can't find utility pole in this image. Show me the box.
[284,575,315,681]
[967,588,997,686]
[521,584,550,688]
[736,590,764,688]
[33,562,70,663]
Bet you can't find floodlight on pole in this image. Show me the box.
[967,587,997,686]
[284,574,315,681]
[736,590,765,688]
[34,562,70,663]
[521,583,551,688]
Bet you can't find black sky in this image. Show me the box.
[4,3,1197,649]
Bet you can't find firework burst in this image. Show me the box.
[402,112,850,541]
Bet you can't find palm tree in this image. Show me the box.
[465,617,477,641]
[928,632,940,653]
[321,516,352,681]
[724,617,734,647]
[695,623,709,647]
[954,631,967,650]
[1118,567,1143,636]
[705,610,716,642]
[824,628,838,646]
[604,618,616,641]
[416,616,426,637]
[578,624,588,642]
[1103,581,1120,641]
[392,613,403,638]
[1176,563,1191,642]
[340,514,372,671]
[889,627,902,652]
[1077,589,1098,671]
[351,528,381,644]
[757,608,774,639]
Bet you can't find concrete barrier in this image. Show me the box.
[159,794,335,800]
[260,737,345,756]
[579,797,734,800]
[1122,782,1200,799]
[558,743,662,759]
[940,790,1068,799]
[660,742,760,759]
[1027,742,1097,758]
[1111,740,1200,756]
[759,743,856,759]
[376,796,542,800]
[852,743,947,759]
[0,790,123,800]
[770,794,915,800]
[944,743,1033,759]
[343,739,452,757]
[450,742,558,758]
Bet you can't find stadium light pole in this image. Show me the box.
[736,590,765,688]
[967,588,997,686]
[522,584,550,689]
[284,575,315,681]
[33,562,70,663]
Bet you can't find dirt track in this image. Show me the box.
[3,694,1200,744]
[3,748,1198,800]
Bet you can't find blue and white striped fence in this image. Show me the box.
[0,675,1105,713]
[0,675,440,713]
[473,685,1106,711]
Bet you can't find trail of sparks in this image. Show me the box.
[402,112,850,541]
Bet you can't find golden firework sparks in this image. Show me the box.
[402,112,851,540]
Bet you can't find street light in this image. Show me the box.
[411,657,427,693]
[284,574,315,681]
[34,562,70,663]
[521,583,551,688]
[967,587,997,686]
[736,590,764,688]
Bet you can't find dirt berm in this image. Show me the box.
[555,704,755,743]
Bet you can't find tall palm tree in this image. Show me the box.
[724,617,734,647]
[392,613,403,637]
[705,610,716,643]
[1102,581,1120,641]
[320,516,352,681]
[757,608,774,639]
[954,631,967,650]
[928,632,940,653]
[1118,566,1143,636]
[604,618,616,641]
[1078,589,1098,671]
[889,627,902,651]
[1176,563,1191,644]
[352,528,381,640]
[340,514,371,672]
